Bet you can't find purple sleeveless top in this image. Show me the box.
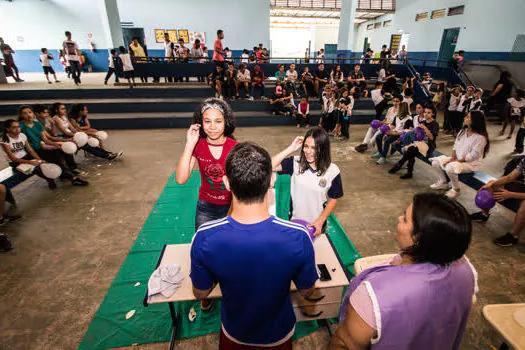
[340,258,475,350]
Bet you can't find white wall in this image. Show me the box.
[312,25,339,53]
[0,0,109,50]
[117,0,270,51]
[270,25,338,58]
[351,0,525,55]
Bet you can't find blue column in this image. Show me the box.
[337,0,357,61]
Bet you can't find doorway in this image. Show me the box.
[437,28,460,67]
[122,28,147,53]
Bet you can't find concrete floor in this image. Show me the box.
[0,121,523,349]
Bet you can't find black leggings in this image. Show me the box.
[81,145,111,159]
[36,149,75,180]
[394,146,419,174]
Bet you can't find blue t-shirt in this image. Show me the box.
[190,216,318,345]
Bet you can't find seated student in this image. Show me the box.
[355,95,401,153]
[411,103,425,128]
[259,48,269,63]
[377,63,387,83]
[285,63,299,97]
[319,86,336,132]
[314,63,330,96]
[1,119,57,189]
[471,157,525,247]
[402,87,414,111]
[347,64,368,97]
[250,65,265,99]
[420,72,433,92]
[18,106,88,186]
[270,86,290,116]
[68,104,100,138]
[331,192,477,350]
[224,63,238,100]
[468,88,483,112]
[32,104,54,134]
[274,64,286,85]
[50,103,122,160]
[383,69,398,95]
[235,64,251,100]
[330,64,344,88]
[373,101,413,165]
[208,64,225,99]
[502,88,525,140]
[389,104,439,179]
[301,66,315,97]
[296,97,310,128]
[190,142,318,349]
[272,128,343,233]
[240,49,250,64]
[430,111,489,198]
[370,81,390,120]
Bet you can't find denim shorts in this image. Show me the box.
[195,200,230,230]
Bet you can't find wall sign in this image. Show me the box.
[177,30,189,44]
[154,29,165,43]
[166,30,178,43]
[189,32,206,44]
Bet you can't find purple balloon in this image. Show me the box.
[291,219,316,239]
[370,119,382,129]
[414,127,425,141]
[475,189,496,211]
[380,124,390,134]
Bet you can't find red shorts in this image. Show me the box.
[219,329,292,350]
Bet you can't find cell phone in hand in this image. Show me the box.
[317,264,331,281]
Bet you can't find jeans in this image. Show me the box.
[296,113,311,126]
[515,128,525,153]
[82,145,111,159]
[69,60,81,84]
[376,134,399,157]
[104,67,119,83]
[195,199,229,230]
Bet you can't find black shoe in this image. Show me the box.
[0,234,13,252]
[355,144,367,153]
[493,233,519,247]
[104,80,108,85]
[388,164,402,174]
[470,211,490,222]
[400,173,413,179]
[0,214,22,226]
[47,180,57,190]
[72,178,89,186]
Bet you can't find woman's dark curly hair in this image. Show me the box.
[192,98,236,139]
[70,103,87,118]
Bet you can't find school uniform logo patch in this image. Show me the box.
[319,178,327,188]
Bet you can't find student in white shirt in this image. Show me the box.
[39,48,60,84]
[118,46,135,88]
[62,31,82,85]
[0,119,56,189]
[240,49,250,64]
[502,88,525,139]
[373,102,413,164]
[369,81,389,120]
[445,86,462,133]
[272,128,343,233]
[286,63,299,97]
[104,49,120,85]
[468,88,483,112]
[319,87,335,132]
[430,111,490,198]
[164,33,175,61]
[235,64,251,99]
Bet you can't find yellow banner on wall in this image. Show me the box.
[154,29,165,43]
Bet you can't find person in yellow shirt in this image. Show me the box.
[128,37,147,83]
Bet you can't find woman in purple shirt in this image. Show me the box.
[330,192,478,350]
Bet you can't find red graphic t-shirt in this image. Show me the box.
[193,137,237,205]
[212,39,224,62]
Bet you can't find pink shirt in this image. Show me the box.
[212,39,224,62]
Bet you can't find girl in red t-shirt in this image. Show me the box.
[176,98,237,230]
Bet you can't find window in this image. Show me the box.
[374,22,381,29]
[415,12,428,21]
[383,20,392,27]
[448,5,464,16]
[367,23,374,30]
[431,9,446,19]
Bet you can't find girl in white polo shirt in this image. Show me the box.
[272,127,343,235]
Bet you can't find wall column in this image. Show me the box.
[98,0,124,49]
[337,0,357,59]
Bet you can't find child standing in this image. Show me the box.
[296,97,310,128]
[118,46,135,88]
[104,49,120,85]
[338,87,354,140]
[40,48,60,84]
[503,88,525,140]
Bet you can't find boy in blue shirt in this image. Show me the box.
[190,142,318,348]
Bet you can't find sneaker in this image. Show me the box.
[201,299,213,312]
[493,232,519,247]
[48,81,53,84]
[400,173,413,180]
[55,80,61,83]
[108,151,124,161]
[430,181,450,190]
[0,234,12,252]
[370,152,381,159]
[388,164,401,174]
[104,81,108,85]
[72,178,89,186]
[376,157,386,165]
[470,211,490,222]
[47,180,57,190]
[445,188,460,198]
[248,96,254,101]
[355,144,367,153]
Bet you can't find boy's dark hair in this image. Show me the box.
[225,142,272,204]
[195,39,201,45]
[224,47,229,51]
[393,94,404,101]
[132,36,139,41]
[65,31,71,37]
[239,63,245,69]
[404,87,413,96]
[217,29,223,36]
[382,44,387,49]
[17,105,33,121]
[299,127,331,176]
[32,104,48,114]
[193,98,235,139]
[423,103,437,116]
[110,49,117,55]
[403,192,471,265]
[375,81,383,88]
[41,48,47,53]
[458,50,465,55]
[118,46,126,53]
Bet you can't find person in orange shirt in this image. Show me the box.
[212,29,225,68]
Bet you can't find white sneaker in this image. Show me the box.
[445,188,460,198]
[219,95,224,100]
[430,182,450,190]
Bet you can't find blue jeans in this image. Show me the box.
[376,134,400,158]
[195,200,229,230]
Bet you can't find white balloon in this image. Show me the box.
[73,132,89,147]
[61,141,78,155]
[95,131,108,141]
[40,163,62,179]
[88,137,100,147]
